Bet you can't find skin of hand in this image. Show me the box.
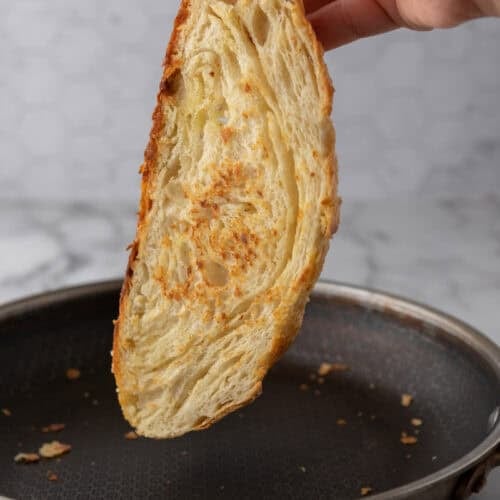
[305,0,500,50]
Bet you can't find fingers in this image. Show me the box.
[303,0,334,14]
[307,0,401,50]
[306,0,495,52]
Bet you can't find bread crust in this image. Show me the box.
[113,0,340,437]
[112,0,192,392]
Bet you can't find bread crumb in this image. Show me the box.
[400,432,418,445]
[357,411,363,417]
[2,408,12,416]
[299,384,309,391]
[361,486,373,496]
[92,399,99,406]
[14,452,40,464]
[318,363,332,375]
[66,368,81,381]
[125,431,138,440]
[39,441,72,458]
[369,383,376,390]
[318,362,348,376]
[411,418,423,427]
[42,423,65,433]
[83,392,90,399]
[299,465,306,473]
[317,377,325,385]
[401,394,413,407]
[47,471,58,481]
[336,419,347,426]
[308,373,317,381]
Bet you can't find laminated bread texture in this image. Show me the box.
[112,0,340,438]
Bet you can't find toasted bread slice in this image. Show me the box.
[112,0,339,438]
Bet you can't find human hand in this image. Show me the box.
[305,0,500,50]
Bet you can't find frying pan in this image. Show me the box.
[1,280,499,499]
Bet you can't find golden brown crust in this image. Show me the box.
[261,0,340,373]
[112,0,192,396]
[113,0,340,436]
[191,382,262,432]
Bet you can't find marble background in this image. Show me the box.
[1,1,499,203]
[0,2,499,497]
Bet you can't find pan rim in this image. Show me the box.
[1,279,499,499]
[316,280,500,499]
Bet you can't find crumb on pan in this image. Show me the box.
[298,465,306,473]
[125,431,139,440]
[317,377,325,385]
[308,373,317,381]
[42,423,65,433]
[336,419,347,426]
[2,408,12,416]
[14,452,40,464]
[39,441,72,458]
[317,362,349,376]
[361,486,373,496]
[47,471,58,481]
[411,418,423,427]
[401,394,413,407]
[92,399,99,406]
[400,432,418,445]
[299,384,309,391]
[83,392,90,399]
[66,368,81,381]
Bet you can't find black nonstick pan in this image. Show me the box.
[1,280,499,499]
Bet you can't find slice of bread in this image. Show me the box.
[112,0,340,439]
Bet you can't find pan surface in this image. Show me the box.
[1,281,499,499]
